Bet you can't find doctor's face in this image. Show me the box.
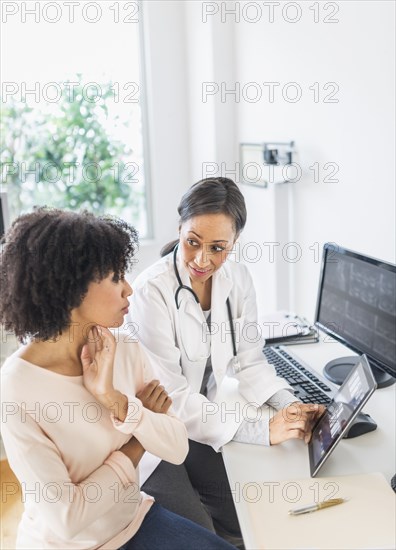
[179,213,237,284]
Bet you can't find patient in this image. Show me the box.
[0,207,236,550]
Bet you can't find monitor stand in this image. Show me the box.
[324,356,395,389]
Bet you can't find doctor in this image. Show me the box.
[131,177,323,548]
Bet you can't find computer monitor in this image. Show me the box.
[0,192,10,239]
[315,243,396,389]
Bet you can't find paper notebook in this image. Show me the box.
[247,472,396,549]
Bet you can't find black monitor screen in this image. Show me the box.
[315,244,396,378]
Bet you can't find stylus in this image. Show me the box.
[288,497,347,515]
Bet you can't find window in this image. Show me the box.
[1,1,150,237]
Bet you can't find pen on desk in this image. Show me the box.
[288,498,347,516]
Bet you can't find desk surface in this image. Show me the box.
[222,339,396,549]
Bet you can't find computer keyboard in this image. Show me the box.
[263,346,334,405]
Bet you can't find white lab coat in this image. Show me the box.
[130,249,292,482]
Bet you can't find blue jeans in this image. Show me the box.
[118,503,237,550]
[141,441,243,548]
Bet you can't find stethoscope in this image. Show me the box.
[172,245,241,373]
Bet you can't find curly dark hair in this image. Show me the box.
[0,207,139,342]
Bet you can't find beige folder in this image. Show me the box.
[248,472,396,549]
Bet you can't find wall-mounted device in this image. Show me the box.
[263,142,294,166]
[239,141,295,187]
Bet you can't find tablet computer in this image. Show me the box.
[309,354,377,477]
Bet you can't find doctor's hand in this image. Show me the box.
[136,380,172,414]
[269,402,325,446]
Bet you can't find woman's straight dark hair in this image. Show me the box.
[160,177,247,257]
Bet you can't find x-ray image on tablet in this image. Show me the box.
[309,355,377,477]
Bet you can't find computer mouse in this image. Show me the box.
[342,412,378,439]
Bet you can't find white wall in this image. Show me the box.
[232,0,396,318]
[132,1,192,278]
[139,1,395,321]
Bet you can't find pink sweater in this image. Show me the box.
[0,337,189,549]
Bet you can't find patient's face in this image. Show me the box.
[71,273,132,328]
[179,213,236,285]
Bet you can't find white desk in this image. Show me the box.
[222,339,396,549]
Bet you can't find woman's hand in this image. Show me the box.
[81,326,116,399]
[269,402,325,445]
[81,326,128,421]
[136,380,172,414]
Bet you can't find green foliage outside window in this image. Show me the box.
[0,78,145,230]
